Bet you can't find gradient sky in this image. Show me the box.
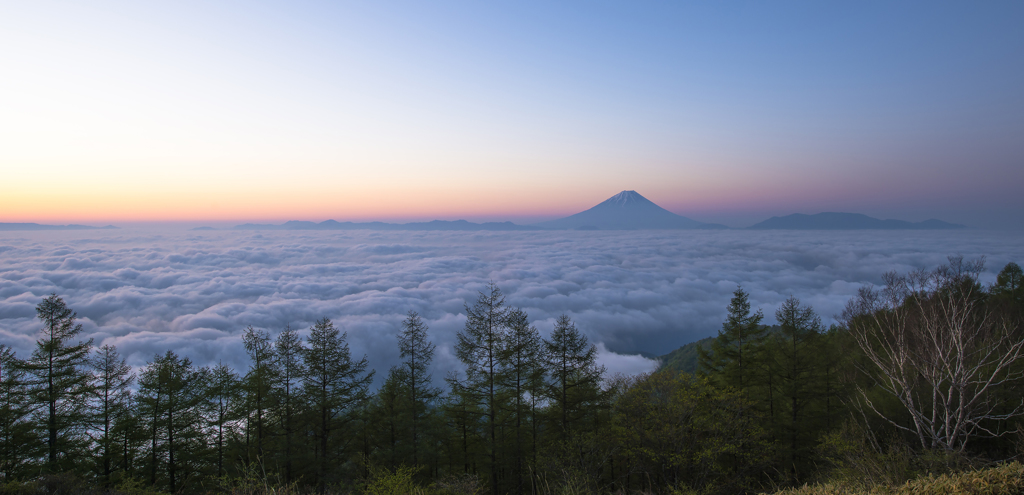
[3,1,1023,228]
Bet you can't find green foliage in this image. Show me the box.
[992,262,1023,302]
[363,465,426,495]
[302,317,374,491]
[13,274,1023,494]
[26,293,94,473]
[658,336,713,374]
[613,371,771,494]
[454,282,510,495]
[136,351,210,493]
[543,314,605,443]
[0,345,41,480]
[698,286,766,391]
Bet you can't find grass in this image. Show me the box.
[769,461,1024,495]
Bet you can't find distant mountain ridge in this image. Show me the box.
[235,219,540,231]
[748,212,966,230]
[228,194,964,232]
[534,190,726,230]
[0,223,118,231]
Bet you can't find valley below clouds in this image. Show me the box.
[1,228,1021,382]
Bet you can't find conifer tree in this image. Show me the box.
[698,287,766,391]
[302,317,373,492]
[0,345,39,480]
[769,296,823,481]
[242,326,277,460]
[90,344,135,484]
[455,283,510,495]
[274,326,305,483]
[543,314,605,443]
[137,351,210,493]
[499,308,544,495]
[27,294,94,472]
[207,362,240,478]
[397,311,440,467]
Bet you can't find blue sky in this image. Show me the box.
[2,1,1022,227]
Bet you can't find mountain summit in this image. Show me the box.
[534,191,725,230]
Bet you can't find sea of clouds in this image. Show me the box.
[1,228,1021,383]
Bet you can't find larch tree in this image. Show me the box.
[302,317,373,493]
[242,326,278,461]
[207,362,240,478]
[397,310,440,467]
[0,345,39,480]
[698,286,766,392]
[498,307,544,495]
[544,314,605,444]
[769,296,823,481]
[89,344,135,484]
[455,282,510,495]
[137,351,209,493]
[274,326,305,483]
[27,294,94,473]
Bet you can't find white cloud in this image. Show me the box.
[1,228,1020,384]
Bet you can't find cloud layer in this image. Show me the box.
[1,228,1020,383]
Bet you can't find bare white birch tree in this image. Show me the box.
[842,256,1024,452]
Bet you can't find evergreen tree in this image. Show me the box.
[368,370,405,468]
[207,362,241,478]
[26,294,94,473]
[242,325,278,461]
[498,308,544,495]
[544,314,605,444]
[111,393,144,480]
[137,351,210,493]
[397,311,440,467]
[0,345,40,480]
[301,317,373,492]
[769,296,823,482]
[441,372,484,476]
[991,262,1024,312]
[274,326,305,483]
[698,286,766,391]
[90,344,135,484]
[455,283,510,495]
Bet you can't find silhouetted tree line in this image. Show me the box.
[0,259,1022,494]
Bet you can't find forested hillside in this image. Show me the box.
[1,258,1022,495]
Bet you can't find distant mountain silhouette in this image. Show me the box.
[0,223,118,231]
[748,212,966,230]
[534,191,726,230]
[235,219,539,231]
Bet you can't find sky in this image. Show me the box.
[2,1,1023,228]
[3,228,1020,383]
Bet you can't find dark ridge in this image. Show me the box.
[748,212,966,230]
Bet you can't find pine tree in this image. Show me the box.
[27,294,94,473]
[698,286,766,391]
[90,344,135,484]
[455,283,510,495]
[302,317,373,492]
